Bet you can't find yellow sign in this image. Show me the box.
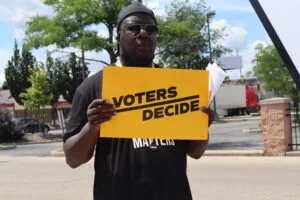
[101,66,209,140]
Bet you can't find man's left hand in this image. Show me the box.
[200,107,214,127]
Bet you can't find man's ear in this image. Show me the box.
[116,32,120,43]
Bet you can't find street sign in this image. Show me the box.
[250,0,300,89]
[217,56,243,70]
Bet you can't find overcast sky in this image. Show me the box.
[0,0,272,87]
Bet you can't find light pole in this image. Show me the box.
[206,11,215,63]
[206,11,218,118]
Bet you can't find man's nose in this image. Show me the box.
[138,28,148,37]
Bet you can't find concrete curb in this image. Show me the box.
[285,151,300,156]
[49,149,300,157]
[0,144,17,150]
[241,128,262,133]
[204,150,264,156]
[221,116,261,123]
[50,149,64,157]
[16,140,62,146]
[49,149,266,157]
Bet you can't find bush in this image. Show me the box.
[0,109,23,141]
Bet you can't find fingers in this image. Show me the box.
[88,99,114,110]
[87,99,116,125]
[201,106,214,127]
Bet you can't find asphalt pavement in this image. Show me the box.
[1,115,300,156]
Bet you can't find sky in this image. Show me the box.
[0,0,272,87]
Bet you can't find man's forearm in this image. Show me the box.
[187,139,208,159]
[63,123,99,168]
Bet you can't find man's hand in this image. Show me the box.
[200,106,214,127]
[64,99,116,168]
[87,99,116,126]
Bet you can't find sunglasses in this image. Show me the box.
[122,24,159,37]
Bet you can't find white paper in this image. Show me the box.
[206,63,227,104]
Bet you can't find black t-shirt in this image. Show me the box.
[64,70,193,200]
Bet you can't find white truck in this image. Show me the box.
[211,83,259,116]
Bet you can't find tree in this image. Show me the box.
[46,53,88,104]
[5,41,36,107]
[0,109,23,140]
[156,0,229,69]
[25,0,134,66]
[252,44,299,101]
[20,66,53,122]
[1,81,9,90]
[66,53,89,103]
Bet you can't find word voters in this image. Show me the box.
[101,66,209,140]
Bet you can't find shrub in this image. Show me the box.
[0,109,23,141]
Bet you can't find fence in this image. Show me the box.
[288,102,300,150]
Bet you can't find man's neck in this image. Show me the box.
[119,54,153,67]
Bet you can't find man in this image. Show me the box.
[63,2,213,200]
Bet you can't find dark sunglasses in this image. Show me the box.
[123,24,159,37]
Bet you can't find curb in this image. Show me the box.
[0,144,17,150]
[221,116,261,122]
[16,140,62,146]
[50,149,65,157]
[241,128,262,133]
[204,150,264,156]
[285,151,300,156]
[49,149,300,157]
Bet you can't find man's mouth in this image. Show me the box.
[136,39,151,48]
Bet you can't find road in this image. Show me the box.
[0,119,263,157]
[0,156,299,200]
[208,119,263,150]
[0,143,62,157]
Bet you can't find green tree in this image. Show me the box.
[252,44,299,100]
[0,109,23,141]
[5,41,36,107]
[46,53,87,104]
[20,67,53,122]
[157,0,229,69]
[1,81,9,90]
[25,0,134,65]
[66,52,89,103]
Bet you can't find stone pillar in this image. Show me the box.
[260,98,292,156]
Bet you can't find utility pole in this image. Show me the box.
[206,11,218,119]
[206,11,215,63]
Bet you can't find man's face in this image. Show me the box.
[118,13,158,64]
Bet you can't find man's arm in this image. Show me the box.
[187,137,209,159]
[63,99,115,168]
[187,107,213,159]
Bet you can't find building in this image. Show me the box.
[0,90,71,125]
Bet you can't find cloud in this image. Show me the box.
[145,1,167,17]
[0,5,11,21]
[210,19,268,79]
[211,19,248,52]
[33,46,111,77]
[0,0,53,39]
[13,28,25,39]
[225,40,267,79]
[206,0,254,13]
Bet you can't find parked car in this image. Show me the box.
[12,118,50,134]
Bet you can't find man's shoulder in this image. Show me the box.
[78,70,103,91]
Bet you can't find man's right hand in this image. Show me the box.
[87,99,116,126]
[64,99,116,168]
